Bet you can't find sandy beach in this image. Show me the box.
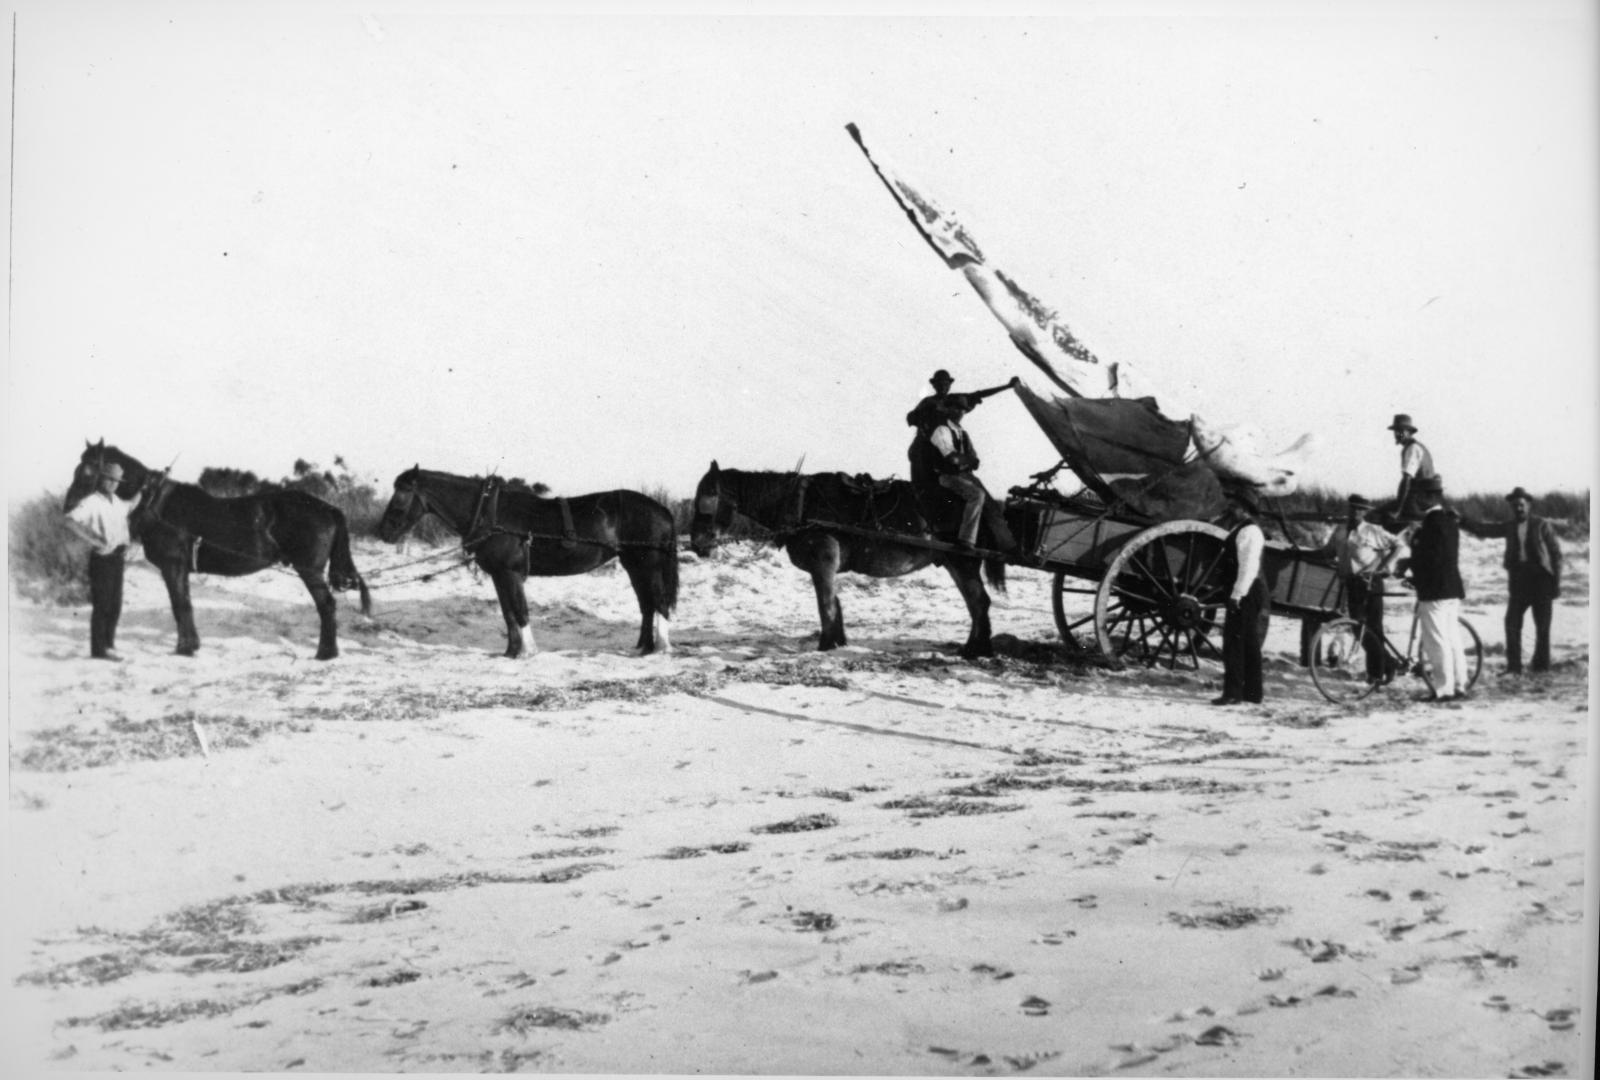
[4,530,1592,1076]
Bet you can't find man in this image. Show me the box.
[62,460,142,661]
[1460,486,1562,675]
[1387,413,1443,525]
[907,370,1018,552]
[1402,500,1469,701]
[1341,493,1405,682]
[1214,487,1269,706]
[906,369,1018,437]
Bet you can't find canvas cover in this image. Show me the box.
[1015,384,1225,521]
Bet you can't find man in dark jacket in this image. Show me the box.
[1460,486,1562,674]
[1402,502,1469,700]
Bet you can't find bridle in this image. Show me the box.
[691,472,738,548]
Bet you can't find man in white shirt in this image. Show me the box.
[63,461,142,660]
[1341,494,1405,682]
[1214,488,1269,705]
[1388,413,1442,524]
[927,403,989,551]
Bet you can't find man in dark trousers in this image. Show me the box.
[62,460,143,661]
[1460,486,1562,675]
[1214,487,1269,705]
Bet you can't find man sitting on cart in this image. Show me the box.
[906,370,1019,553]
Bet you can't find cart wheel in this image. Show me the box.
[1051,570,1103,652]
[1093,520,1230,669]
[1310,618,1383,704]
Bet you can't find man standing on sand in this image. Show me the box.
[62,461,143,661]
[1460,486,1562,675]
[1387,413,1443,525]
[1214,488,1269,706]
[1341,493,1405,683]
[1400,500,1470,701]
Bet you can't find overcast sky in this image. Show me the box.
[7,1,1596,507]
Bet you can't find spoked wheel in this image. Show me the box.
[1051,570,1103,653]
[1310,618,1383,704]
[1092,520,1230,670]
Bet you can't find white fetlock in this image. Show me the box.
[519,623,537,656]
[654,615,672,654]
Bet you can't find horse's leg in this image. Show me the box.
[297,568,340,661]
[491,569,535,658]
[795,538,846,650]
[617,553,656,656]
[946,557,993,659]
[159,560,201,656]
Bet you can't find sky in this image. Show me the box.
[6,1,1597,508]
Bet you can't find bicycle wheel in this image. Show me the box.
[1459,618,1483,691]
[1413,617,1485,695]
[1310,618,1383,704]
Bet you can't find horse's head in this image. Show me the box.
[689,460,735,557]
[377,465,430,543]
[64,439,141,512]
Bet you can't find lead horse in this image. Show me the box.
[377,467,678,657]
[64,441,372,660]
[689,461,1005,658]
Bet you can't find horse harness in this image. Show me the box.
[461,477,676,567]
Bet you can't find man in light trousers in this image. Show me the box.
[1402,502,1469,700]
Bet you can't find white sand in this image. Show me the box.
[4,532,1592,1076]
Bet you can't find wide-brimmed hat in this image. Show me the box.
[98,462,124,481]
[1347,493,1374,511]
[1505,486,1534,504]
[929,369,954,387]
[1387,413,1418,433]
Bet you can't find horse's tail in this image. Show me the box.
[330,516,373,615]
[983,555,1007,594]
[653,501,680,617]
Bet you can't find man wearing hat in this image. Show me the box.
[1213,486,1269,705]
[1386,413,1443,525]
[907,370,1020,552]
[62,460,143,661]
[1399,499,1470,700]
[1339,494,1406,682]
[1460,487,1562,675]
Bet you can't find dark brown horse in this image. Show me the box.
[63,441,371,660]
[376,467,678,657]
[688,462,1005,658]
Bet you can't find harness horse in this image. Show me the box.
[688,461,1005,658]
[63,441,372,661]
[376,467,678,657]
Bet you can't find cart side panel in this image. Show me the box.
[1011,498,1146,572]
[1263,545,1346,618]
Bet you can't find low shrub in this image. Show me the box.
[9,493,90,605]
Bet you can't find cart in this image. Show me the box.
[994,388,1347,670]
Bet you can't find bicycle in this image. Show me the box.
[1308,582,1483,704]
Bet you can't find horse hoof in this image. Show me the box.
[316,651,338,661]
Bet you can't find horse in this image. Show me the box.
[688,461,1007,659]
[376,467,678,658]
[64,441,372,660]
